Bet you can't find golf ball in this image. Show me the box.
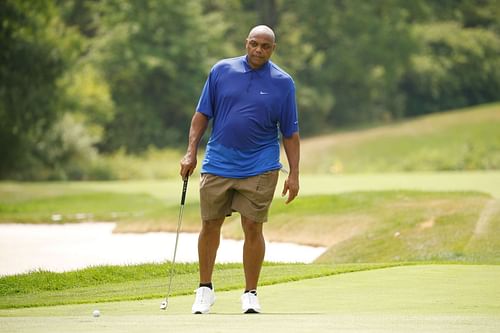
[92,309,100,317]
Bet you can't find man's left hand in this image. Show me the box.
[282,175,299,204]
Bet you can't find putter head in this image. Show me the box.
[160,300,168,310]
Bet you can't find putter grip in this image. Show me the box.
[180,178,188,205]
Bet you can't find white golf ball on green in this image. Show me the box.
[92,309,100,317]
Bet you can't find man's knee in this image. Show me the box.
[201,218,224,233]
[241,217,263,236]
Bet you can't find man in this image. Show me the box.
[180,25,300,314]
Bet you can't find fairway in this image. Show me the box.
[1,265,499,333]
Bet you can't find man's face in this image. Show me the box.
[245,34,275,69]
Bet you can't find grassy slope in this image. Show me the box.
[244,191,499,264]
[300,102,500,173]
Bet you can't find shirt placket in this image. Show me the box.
[246,70,254,93]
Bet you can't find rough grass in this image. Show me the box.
[300,102,500,173]
[0,262,400,309]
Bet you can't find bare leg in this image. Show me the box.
[241,216,265,291]
[198,218,224,283]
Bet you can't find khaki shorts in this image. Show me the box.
[199,170,279,223]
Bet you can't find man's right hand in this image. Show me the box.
[180,152,197,179]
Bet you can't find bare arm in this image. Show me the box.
[180,112,209,179]
[281,132,300,204]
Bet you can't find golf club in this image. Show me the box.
[160,176,189,310]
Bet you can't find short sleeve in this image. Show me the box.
[196,70,216,119]
[279,81,299,138]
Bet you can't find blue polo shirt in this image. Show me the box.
[196,55,298,178]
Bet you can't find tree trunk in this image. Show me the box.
[256,0,278,28]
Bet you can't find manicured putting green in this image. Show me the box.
[1,265,499,332]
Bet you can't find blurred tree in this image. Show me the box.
[287,0,416,126]
[92,0,229,153]
[390,0,500,117]
[200,0,253,57]
[402,0,500,31]
[256,0,278,28]
[401,22,500,116]
[270,6,333,135]
[0,0,80,178]
[56,0,100,38]
[55,0,114,148]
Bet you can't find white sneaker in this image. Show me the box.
[192,287,216,314]
[241,292,261,313]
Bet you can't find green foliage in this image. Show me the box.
[0,0,80,178]
[288,1,416,125]
[402,0,500,31]
[91,0,225,153]
[61,63,115,130]
[402,23,500,116]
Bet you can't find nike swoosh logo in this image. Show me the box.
[259,91,269,95]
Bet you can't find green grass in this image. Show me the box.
[1,171,499,227]
[0,262,202,295]
[222,190,500,264]
[0,262,400,309]
[300,103,500,173]
[1,265,499,333]
[0,192,167,223]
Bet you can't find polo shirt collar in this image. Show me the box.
[242,55,270,76]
